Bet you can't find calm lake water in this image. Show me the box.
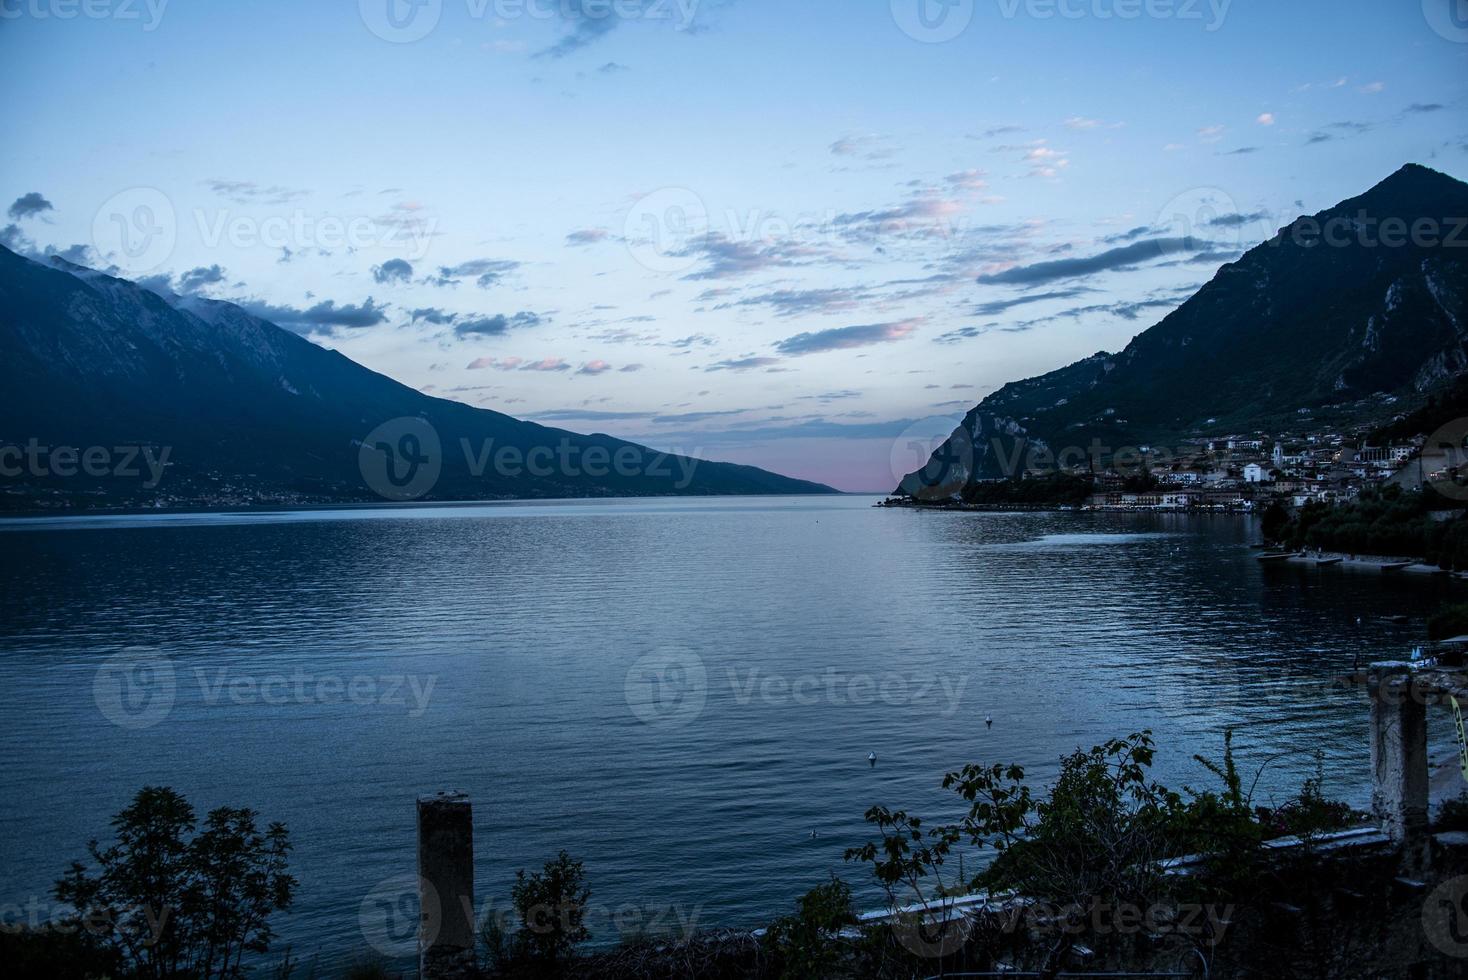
[0,495,1460,968]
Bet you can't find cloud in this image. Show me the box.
[598,61,630,73]
[373,258,414,284]
[831,195,966,240]
[1207,210,1270,228]
[236,296,390,333]
[720,286,873,317]
[619,363,644,372]
[7,192,53,221]
[466,357,496,370]
[1019,141,1069,177]
[431,258,521,288]
[706,356,783,372]
[830,134,896,160]
[773,319,919,356]
[536,0,637,58]
[1406,103,1445,114]
[1064,116,1102,130]
[675,232,835,280]
[176,264,227,294]
[971,125,1025,139]
[1197,124,1225,143]
[1222,146,1260,155]
[668,334,716,349]
[204,179,308,206]
[453,311,544,337]
[1256,113,1275,126]
[972,287,1094,316]
[975,237,1208,286]
[1101,225,1160,244]
[410,307,456,325]
[577,360,613,375]
[944,169,989,192]
[565,228,611,246]
[1358,81,1384,94]
[521,357,571,372]
[0,223,29,250]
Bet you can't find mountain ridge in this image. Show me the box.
[898,164,1468,498]
[0,245,837,510]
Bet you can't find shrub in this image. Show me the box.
[52,786,295,980]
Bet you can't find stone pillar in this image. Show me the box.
[418,792,475,979]
[1367,663,1428,845]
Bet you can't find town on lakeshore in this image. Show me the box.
[890,411,1458,514]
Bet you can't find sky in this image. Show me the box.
[2,0,1466,491]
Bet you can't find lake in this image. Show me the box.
[0,495,1458,968]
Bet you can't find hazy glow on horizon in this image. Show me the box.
[2,0,1465,490]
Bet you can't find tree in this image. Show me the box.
[496,850,591,971]
[762,875,858,978]
[53,786,295,980]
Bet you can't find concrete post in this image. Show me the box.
[1367,663,1428,846]
[418,792,475,979]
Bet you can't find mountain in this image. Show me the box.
[898,164,1468,498]
[0,245,836,510]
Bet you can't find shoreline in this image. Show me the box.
[1267,549,1462,578]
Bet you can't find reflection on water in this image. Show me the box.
[0,496,1458,965]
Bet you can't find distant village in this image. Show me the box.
[1083,428,1439,513]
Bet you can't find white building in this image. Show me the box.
[1243,463,1269,483]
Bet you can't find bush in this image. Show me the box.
[483,850,591,975]
[53,786,295,980]
[762,876,858,978]
[1429,603,1468,641]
